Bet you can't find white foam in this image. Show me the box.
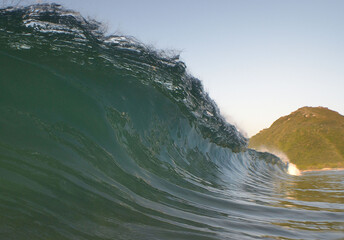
[253,146,301,176]
[287,162,301,176]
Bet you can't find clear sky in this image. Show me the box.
[24,0,344,136]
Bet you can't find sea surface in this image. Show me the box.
[0,4,343,240]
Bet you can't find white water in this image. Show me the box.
[252,146,301,176]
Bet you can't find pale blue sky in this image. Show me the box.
[26,0,344,136]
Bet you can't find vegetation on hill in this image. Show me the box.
[249,107,344,170]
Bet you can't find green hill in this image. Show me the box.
[249,107,344,170]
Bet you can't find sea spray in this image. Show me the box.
[250,146,301,176]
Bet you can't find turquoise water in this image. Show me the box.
[0,4,343,240]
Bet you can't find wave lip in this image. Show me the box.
[2,3,247,151]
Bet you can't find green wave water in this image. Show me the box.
[0,4,343,240]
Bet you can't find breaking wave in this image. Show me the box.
[0,4,343,240]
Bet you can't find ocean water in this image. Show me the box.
[0,4,343,240]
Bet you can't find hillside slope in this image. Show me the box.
[249,107,344,170]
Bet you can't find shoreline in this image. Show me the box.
[301,168,344,173]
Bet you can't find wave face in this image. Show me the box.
[0,4,343,240]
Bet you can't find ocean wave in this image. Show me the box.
[0,4,343,240]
